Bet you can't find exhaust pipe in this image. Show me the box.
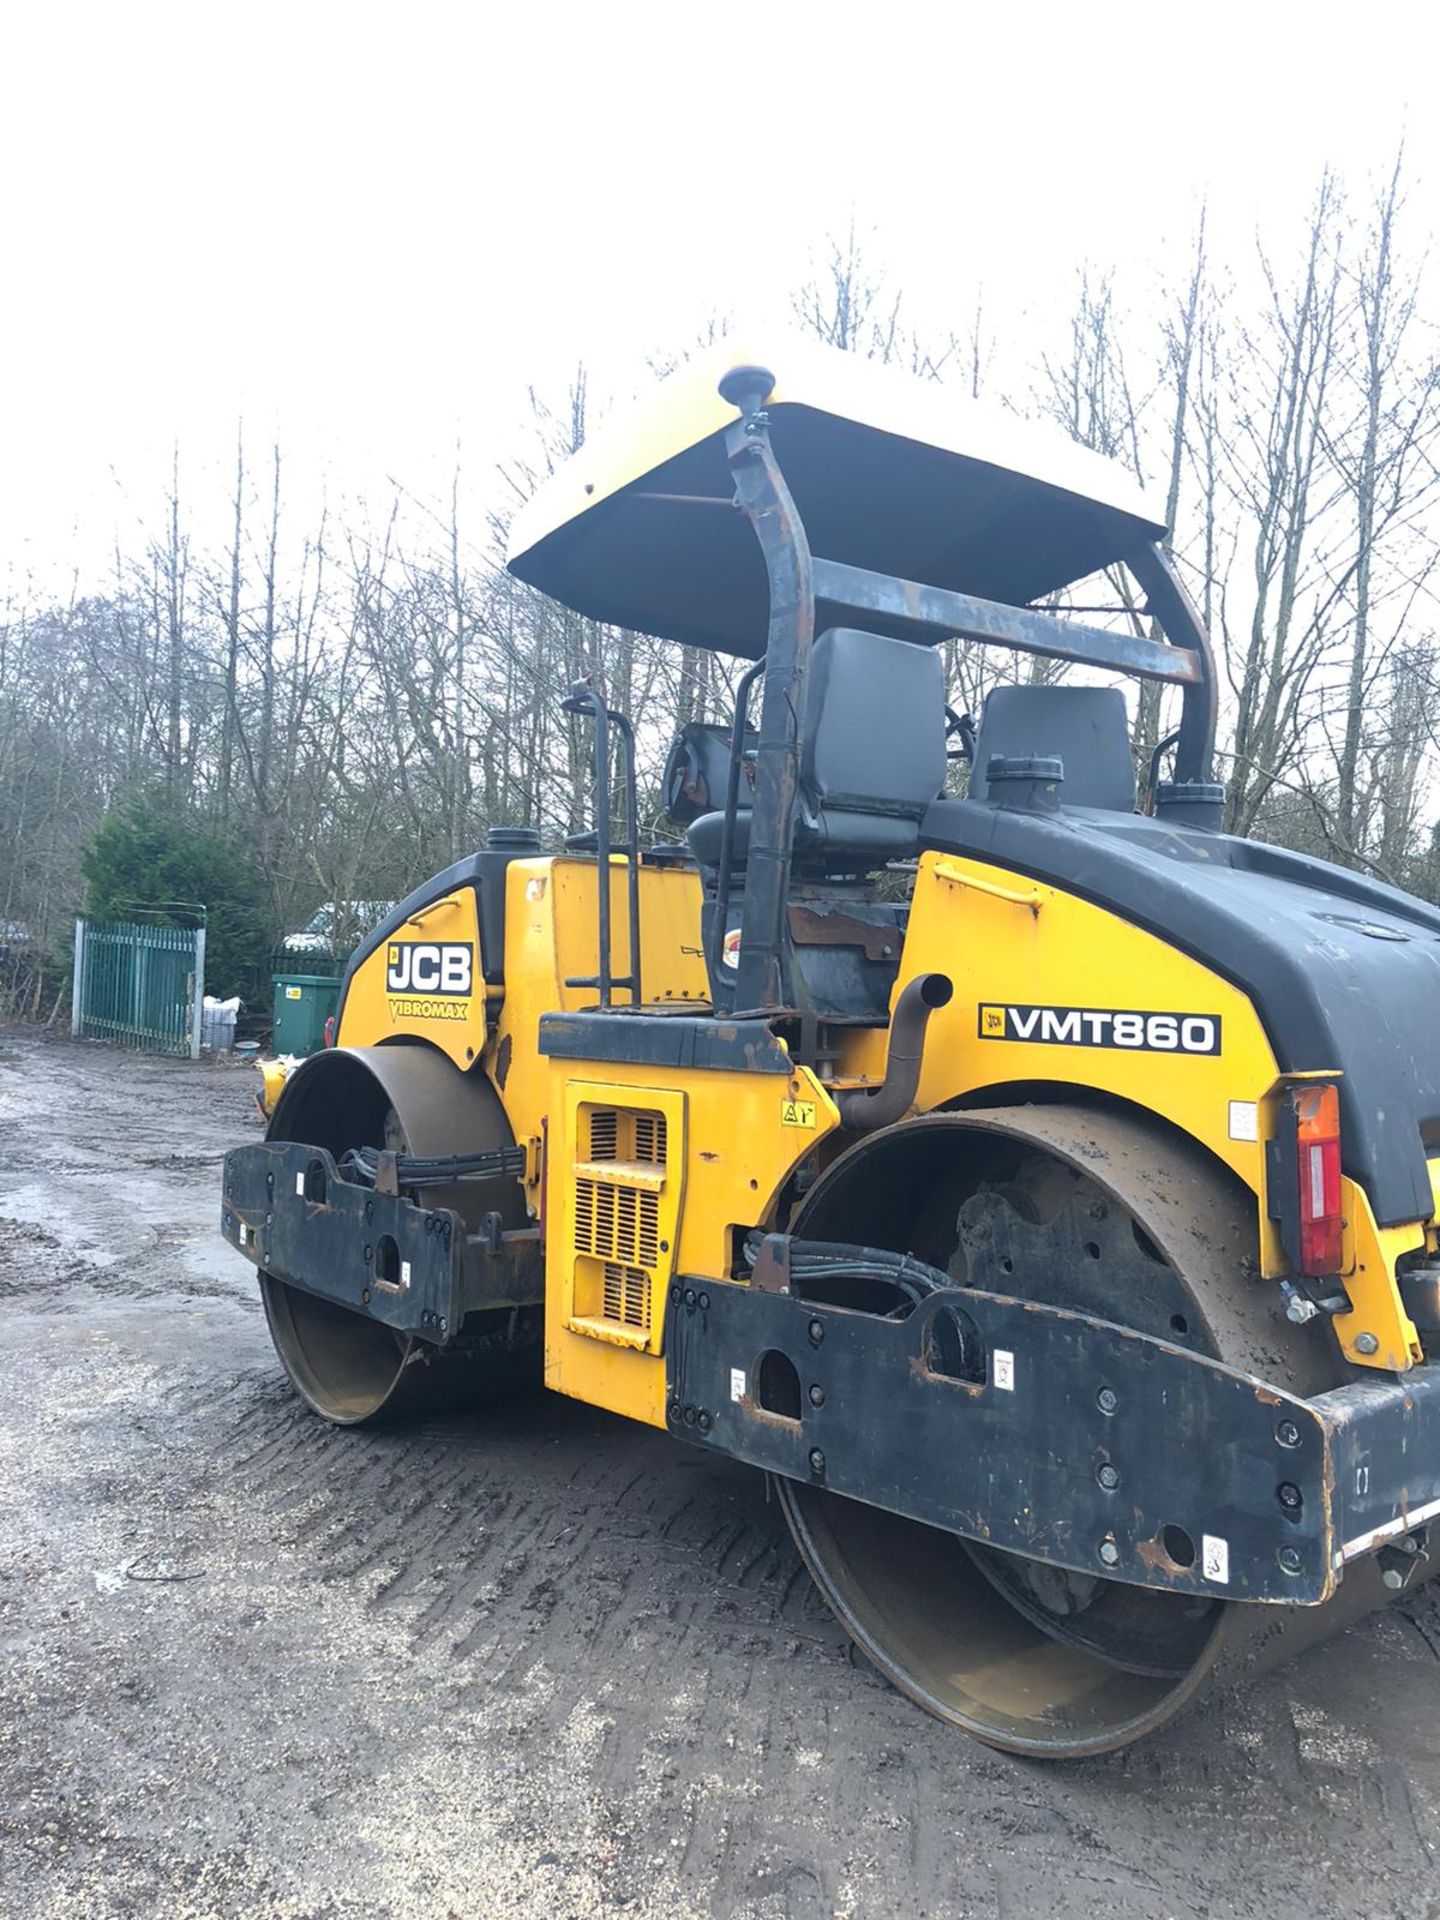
[835,973,953,1132]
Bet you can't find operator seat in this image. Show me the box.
[967,684,1136,811]
[686,627,947,871]
[661,720,757,827]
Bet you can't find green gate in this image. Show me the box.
[72,919,206,1057]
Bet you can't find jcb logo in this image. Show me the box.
[385,942,473,996]
[977,1002,1221,1054]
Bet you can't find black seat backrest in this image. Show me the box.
[661,721,756,827]
[684,627,946,870]
[800,628,946,835]
[968,685,1136,812]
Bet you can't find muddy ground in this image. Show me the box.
[3,1031,1440,1919]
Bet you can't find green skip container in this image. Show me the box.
[271,972,341,1058]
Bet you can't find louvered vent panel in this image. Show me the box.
[602,1264,650,1329]
[571,1101,676,1349]
[573,1178,658,1268]
[632,1112,667,1166]
[574,1178,594,1248]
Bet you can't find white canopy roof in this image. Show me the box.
[507,333,1167,657]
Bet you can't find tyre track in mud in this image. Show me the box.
[5,1032,1440,1918]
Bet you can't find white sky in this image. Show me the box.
[3,0,1438,597]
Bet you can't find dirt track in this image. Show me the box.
[4,1031,1440,1919]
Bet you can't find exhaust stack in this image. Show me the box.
[835,973,953,1132]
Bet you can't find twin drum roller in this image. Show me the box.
[225,340,1440,1755]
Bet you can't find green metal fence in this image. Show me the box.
[72,919,206,1057]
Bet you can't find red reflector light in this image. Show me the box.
[1294,1083,1342,1275]
[323,1015,336,1048]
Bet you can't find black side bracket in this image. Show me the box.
[665,1262,1440,1607]
[222,1141,542,1344]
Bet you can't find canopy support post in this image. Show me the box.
[720,367,812,1017]
[1125,543,1218,786]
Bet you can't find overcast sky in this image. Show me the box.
[3,0,1437,596]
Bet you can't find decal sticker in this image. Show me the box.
[1227,1100,1259,1142]
[1202,1534,1230,1584]
[781,1099,817,1129]
[385,941,474,996]
[730,1367,746,1403]
[722,926,742,970]
[978,1003,1221,1055]
[285,985,302,1000]
[993,1349,1015,1391]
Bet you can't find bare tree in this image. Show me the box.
[5,163,1440,1014]
[1223,173,1345,834]
[1327,153,1440,853]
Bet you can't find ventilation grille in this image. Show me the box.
[602,1264,649,1329]
[586,1106,666,1166]
[633,1111,666,1166]
[588,1109,619,1161]
[574,1178,660,1269]
[571,1102,674,1346]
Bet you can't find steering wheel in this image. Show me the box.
[944,706,977,763]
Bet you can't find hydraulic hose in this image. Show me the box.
[743,1232,954,1313]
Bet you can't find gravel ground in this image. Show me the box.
[5,1030,1440,1919]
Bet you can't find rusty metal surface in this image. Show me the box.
[723,376,815,1016]
[812,556,1204,682]
[787,904,901,963]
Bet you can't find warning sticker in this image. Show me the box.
[781,1099,817,1129]
[1202,1534,1230,1584]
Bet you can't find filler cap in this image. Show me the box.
[984,754,1064,811]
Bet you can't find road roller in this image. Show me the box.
[222,337,1440,1756]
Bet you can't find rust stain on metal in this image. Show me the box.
[788,904,896,962]
[1321,1439,1338,1517]
[1134,1534,1169,1575]
[906,1349,985,1396]
[1136,1531,1201,1589]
